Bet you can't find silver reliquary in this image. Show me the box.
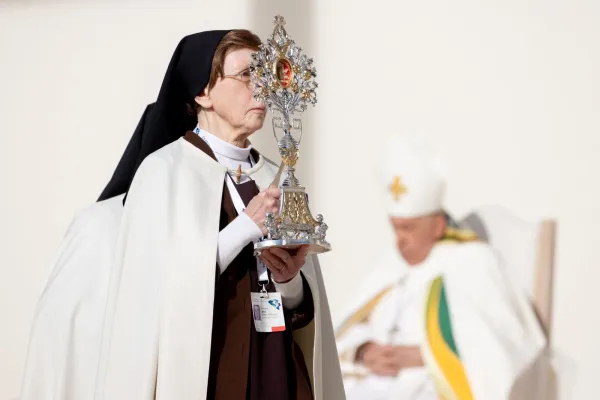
[251,15,331,255]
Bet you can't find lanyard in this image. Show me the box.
[193,127,269,286]
[224,174,269,285]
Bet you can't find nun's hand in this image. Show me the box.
[244,188,281,235]
[259,246,309,283]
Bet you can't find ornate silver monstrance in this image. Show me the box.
[251,16,331,255]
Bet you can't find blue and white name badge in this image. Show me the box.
[250,291,286,333]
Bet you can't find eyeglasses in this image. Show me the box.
[223,68,252,87]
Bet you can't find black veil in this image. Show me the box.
[98,30,230,201]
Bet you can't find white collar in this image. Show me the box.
[191,126,265,182]
[196,127,252,162]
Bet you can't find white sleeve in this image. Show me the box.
[217,212,262,273]
[219,213,305,310]
[274,273,304,309]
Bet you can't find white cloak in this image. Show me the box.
[336,242,547,400]
[20,194,125,400]
[93,137,344,399]
[21,137,344,400]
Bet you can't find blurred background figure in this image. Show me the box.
[335,134,547,400]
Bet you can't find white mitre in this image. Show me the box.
[379,133,447,218]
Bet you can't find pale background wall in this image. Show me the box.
[0,0,597,399]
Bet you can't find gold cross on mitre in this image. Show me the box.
[389,176,407,201]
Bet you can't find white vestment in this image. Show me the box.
[336,241,546,400]
[21,137,344,400]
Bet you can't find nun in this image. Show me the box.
[21,29,343,400]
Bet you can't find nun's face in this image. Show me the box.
[203,48,266,138]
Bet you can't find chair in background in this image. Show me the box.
[460,205,558,399]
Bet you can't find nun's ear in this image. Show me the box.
[195,87,212,109]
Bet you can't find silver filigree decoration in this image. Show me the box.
[250,15,330,255]
[249,15,317,130]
